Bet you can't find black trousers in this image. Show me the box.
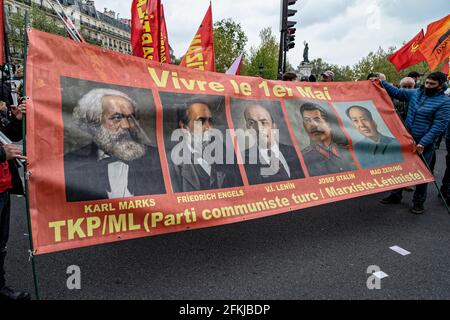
[0,191,11,288]
[441,138,450,197]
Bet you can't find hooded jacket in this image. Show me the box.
[381,80,450,147]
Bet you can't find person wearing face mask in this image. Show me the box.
[392,77,416,121]
[378,72,450,214]
[170,97,243,192]
[407,71,423,88]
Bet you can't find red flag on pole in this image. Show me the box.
[442,57,450,80]
[180,3,215,71]
[131,0,161,61]
[160,4,171,64]
[1,0,5,65]
[419,14,450,71]
[225,53,244,75]
[387,30,425,72]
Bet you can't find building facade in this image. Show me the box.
[5,0,132,57]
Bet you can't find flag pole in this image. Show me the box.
[21,14,40,300]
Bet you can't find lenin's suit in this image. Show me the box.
[64,143,166,202]
[243,144,304,185]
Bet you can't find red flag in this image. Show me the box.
[131,0,161,61]
[160,4,171,64]
[387,30,425,72]
[419,14,450,71]
[180,3,215,71]
[442,58,450,80]
[1,0,5,65]
[225,53,244,75]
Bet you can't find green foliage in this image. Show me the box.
[298,46,432,83]
[80,27,102,47]
[214,19,248,73]
[7,3,66,58]
[243,28,279,80]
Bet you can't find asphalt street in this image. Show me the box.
[5,145,450,300]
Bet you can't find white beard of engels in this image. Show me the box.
[93,125,146,162]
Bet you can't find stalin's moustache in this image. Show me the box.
[309,128,325,134]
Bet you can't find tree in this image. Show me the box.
[213,19,248,73]
[296,46,431,83]
[352,46,430,83]
[243,28,279,79]
[7,3,66,61]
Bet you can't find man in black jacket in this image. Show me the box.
[0,82,29,300]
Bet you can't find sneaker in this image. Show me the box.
[410,203,425,214]
[380,195,401,204]
[0,286,31,300]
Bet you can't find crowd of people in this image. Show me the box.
[0,65,29,300]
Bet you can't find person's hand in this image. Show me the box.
[10,103,26,120]
[2,144,27,161]
[415,144,425,155]
[0,101,7,112]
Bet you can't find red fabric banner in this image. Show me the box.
[442,57,450,79]
[419,14,450,71]
[26,29,433,255]
[387,30,425,72]
[180,3,215,71]
[131,0,161,61]
[160,4,171,64]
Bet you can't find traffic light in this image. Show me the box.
[285,27,296,51]
[283,0,297,52]
[286,0,297,28]
[278,0,298,78]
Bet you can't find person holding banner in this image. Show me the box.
[64,89,165,202]
[346,105,403,168]
[170,97,243,192]
[242,103,304,184]
[300,102,356,176]
[379,72,450,214]
[0,93,29,300]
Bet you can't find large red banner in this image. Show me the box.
[160,4,170,64]
[180,3,215,71]
[26,29,433,255]
[131,0,161,61]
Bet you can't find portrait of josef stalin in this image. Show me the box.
[299,102,356,176]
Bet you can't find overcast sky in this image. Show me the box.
[94,0,448,67]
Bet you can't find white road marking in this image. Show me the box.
[373,271,389,279]
[390,245,411,256]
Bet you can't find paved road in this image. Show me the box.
[6,146,450,300]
